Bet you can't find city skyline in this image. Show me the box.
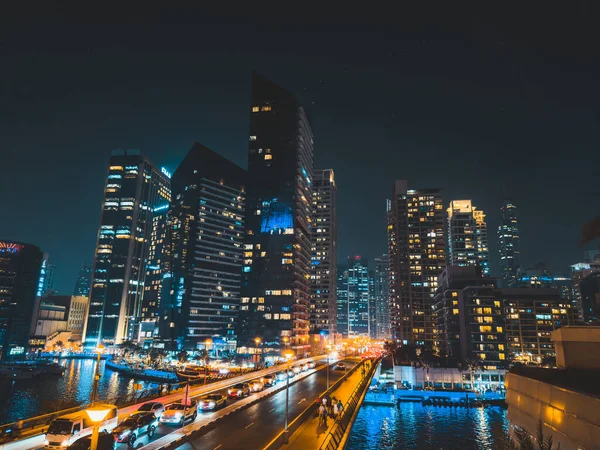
[3,13,598,294]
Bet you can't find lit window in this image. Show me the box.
[453,309,458,315]
[249,136,257,141]
[252,106,259,112]
[264,154,272,160]
[261,106,272,111]
[282,258,292,265]
[451,292,458,298]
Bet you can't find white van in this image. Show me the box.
[45,405,118,449]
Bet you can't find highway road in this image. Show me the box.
[176,359,356,450]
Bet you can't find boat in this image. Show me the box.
[0,360,66,379]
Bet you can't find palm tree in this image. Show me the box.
[460,358,485,392]
[505,421,561,450]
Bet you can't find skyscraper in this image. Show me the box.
[447,200,489,275]
[84,150,171,347]
[346,256,371,337]
[237,74,314,355]
[374,255,391,339]
[387,180,446,347]
[310,169,337,335]
[498,199,521,287]
[0,241,45,359]
[336,264,349,336]
[571,250,600,320]
[38,259,56,297]
[73,262,92,297]
[168,143,246,350]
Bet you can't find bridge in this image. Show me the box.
[1,356,378,450]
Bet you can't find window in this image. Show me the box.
[252,106,259,112]
[264,154,272,160]
[479,326,492,333]
[496,326,503,333]
[452,292,458,298]
[453,308,458,315]
[282,258,292,264]
[261,105,272,111]
[249,136,257,141]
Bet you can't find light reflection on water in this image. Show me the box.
[0,359,144,424]
[347,403,510,450]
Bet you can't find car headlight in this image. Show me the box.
[208,402,215,407]
[238,390,242,395]
[175,412,183,418]
[61,440,69,446]
[44,440,49,446]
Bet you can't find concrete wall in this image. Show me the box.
[552,326,600,370]
[506,372,600,449]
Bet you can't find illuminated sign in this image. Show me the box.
[0,242,24,254]
[161,167,172,179]
[154,204,169,213]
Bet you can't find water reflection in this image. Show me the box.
[347,403,510,450]
[0,359,146,424]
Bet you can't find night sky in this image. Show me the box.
[2,7,599,293]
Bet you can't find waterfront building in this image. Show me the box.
[446,200,489,275]
[73,262,92,297]
[373,255,391,339]
[394,364,506,392]
[310,169,337,335]
[502,288,578,363]
[84,149,171,347]
[32,295,90,350]
[237,73,314,355]
[433,266,506,369]
[579,272,600,324]
[0,241,45,359]
[498,199,521,287]
[571,250,600,322]
[387,181,446,347]
[169,143,246,350]
[336,264,349,336]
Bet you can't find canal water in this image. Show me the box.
[346,402,510,450]
[0,359,151,425]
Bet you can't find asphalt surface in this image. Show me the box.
[177,360,356,450]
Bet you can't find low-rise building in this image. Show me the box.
[394,365,506,392]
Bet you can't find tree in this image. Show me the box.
[177,350,188,363]
[460,358,485,392]
[505,422,561,450]
[53,340,64,351]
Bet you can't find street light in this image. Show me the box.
[204,339,212,385]
[85,404,111,450]
[326,344,332,390]
[283,350,294,443]
[254,337,261,365]
[90,344,104,403]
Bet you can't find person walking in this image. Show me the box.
[333,401,339,418]
[337,400,344,418]
[318,404,328,426]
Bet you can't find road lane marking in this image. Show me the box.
[298,398,306,404]
[213,446,222,450]
[269,408,275,412]
[245,422,254,429]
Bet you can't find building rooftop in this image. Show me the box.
[509,365,600,399]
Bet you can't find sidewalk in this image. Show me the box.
[282,363,369,450]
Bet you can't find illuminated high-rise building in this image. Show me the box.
[447,200,489,275]
[571,250,600,321]
[237,73,313,355]
[73,262,92,297]
[84,150,171,347]
[0,241,45,359]
[168,143,246,350]
[374,254,391,339]
[387,181,446,347]
[336,264,349,336]
[336,257,371,337]
[498,199,521,287]
[310,169,337,335]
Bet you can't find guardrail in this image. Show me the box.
[318,358,379,450]
[0,355,326,447]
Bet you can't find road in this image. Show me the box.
[176,360,356,450]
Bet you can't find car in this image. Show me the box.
[159,401,198,426]
[249,380,264,392]
[287,369,295,378]
[307,361,316,369]
[69,432,115,450]
[112,412,158,446]
[198,393,227,411]
[276,372,287,382]
[227,383,250,398]
[136,402,165,418]
[292,366,302,375]
[333,363,346,370]
[263,375,277,387]
[301,364,309,372]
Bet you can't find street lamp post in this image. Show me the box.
[254,337,261,366]
[326,345,332,390]
[204,339,213,385]
[86,405,111,450]
[90,344,104,403]
[283,350,294,443]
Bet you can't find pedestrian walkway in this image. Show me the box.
[282,362,369,450]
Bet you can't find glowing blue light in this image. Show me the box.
[154,204,169,213]
[148,265,160,270]
[260,198,293,233]
[243,266,251,272]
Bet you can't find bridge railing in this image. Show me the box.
[318,358,380,450]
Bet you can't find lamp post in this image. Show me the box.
[86,404,111,450]
[204,339,212,385]
[326,345,332,390]
[254,337,261,366]
[283,350,294,443]
[90,344,104,403]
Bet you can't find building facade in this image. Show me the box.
[434,266,506,369]
[387,181,446,347]
[373,255,390,339]
[502,288,578,363]
[0,241,45,359]
[579,272,600,324]
[571,250,600,322]
[336,264,349,336]
[169,143,246,350]
[237,74,314,355]
[73,263,92,297]
[498,199,521,287]
[84,150,171,347]
[310,169,337,335]
[446,200,489,275]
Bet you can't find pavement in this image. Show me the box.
[281,362,367,450]
[176,359,357,450]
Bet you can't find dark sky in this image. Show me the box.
[1,6,599,293]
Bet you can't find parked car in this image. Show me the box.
[159,401,198,426]
[249,379,264,392]
[113,412,158,446]
[69,433,115,450]
[198,394,227,411]
[136,402,165,418]
[227,383,250,398]
[263,375,277,387]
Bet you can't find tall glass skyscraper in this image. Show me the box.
[374,254,390,339]
[237,73,314,355]
[84,150,171,347]
[73,262,92,297]
[310,169,337,334]
[336,257,371,337]
[447,200,489,275]
[168,143,246,350]
[498,199,521,287]
[387,180,446,347]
